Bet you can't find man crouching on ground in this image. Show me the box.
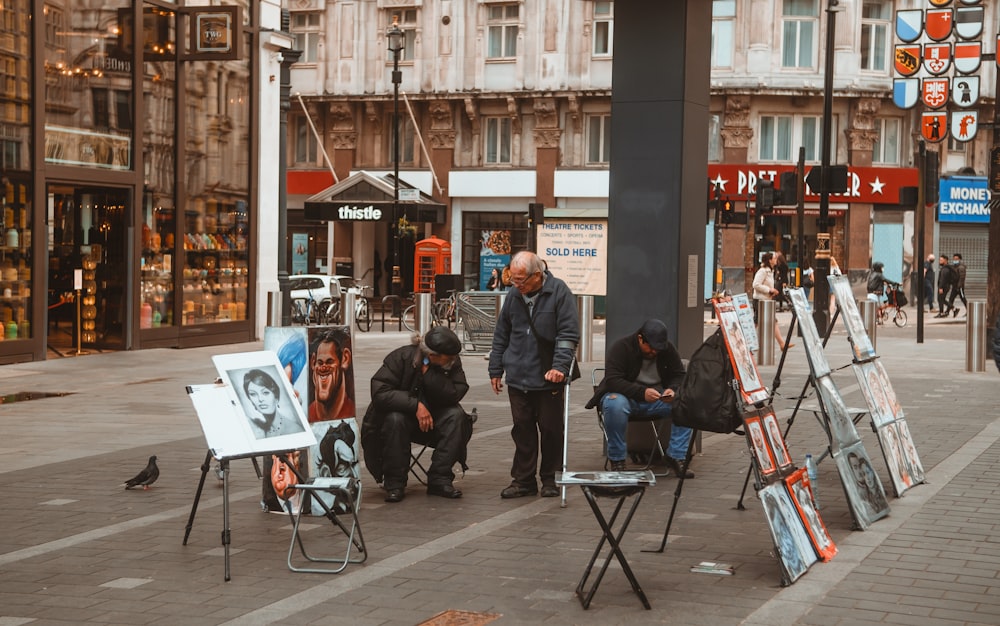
[361,326,469,503]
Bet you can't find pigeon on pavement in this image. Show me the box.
[125,455,159,490]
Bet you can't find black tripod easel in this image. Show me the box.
[182,449,265,582]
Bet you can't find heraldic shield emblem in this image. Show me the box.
[951,111,978,143]
[952,76,979,108]
[925,9,954,41]
[922,78,949,110]
[924,44,952,75]
[893,79,919,110]
[921,112,948,143]
[955,7,984,40]
[894,45,920,77]
[895,10,923,43]
[954,41,982,74]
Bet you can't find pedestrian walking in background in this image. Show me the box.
[489,251,579,499]
[801,265,814,304]
[923,253,936,312]
[752,252,791,350]
[773,252,790,312]
[935,255,956,317]
[947,253,967,318]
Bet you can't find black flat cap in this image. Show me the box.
[425,326,462,356]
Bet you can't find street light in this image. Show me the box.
[387,16,404,298]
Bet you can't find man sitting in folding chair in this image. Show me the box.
[360,326,471,503]
[586,319,694,478]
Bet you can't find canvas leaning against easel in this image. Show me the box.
[713,296,833,585]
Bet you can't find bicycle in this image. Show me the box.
[877,283,907,328]
[291,290,330,325]
[401,291,459,332]
[325,285,372,332]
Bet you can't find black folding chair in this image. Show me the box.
[591,368,669,477]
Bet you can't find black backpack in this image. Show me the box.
[672,329,742,434]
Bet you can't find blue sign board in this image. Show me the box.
[938,176,991,224]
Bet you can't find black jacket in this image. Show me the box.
[360,344,469,482]
[937,263,956,290]
[585,332,686,409]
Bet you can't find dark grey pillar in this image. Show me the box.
[606,0,710,358]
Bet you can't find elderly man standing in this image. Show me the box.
[490,251,580,499]
[361,326,469,503]
[586,319,694,478]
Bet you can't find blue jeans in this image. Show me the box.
[600,393,693,462]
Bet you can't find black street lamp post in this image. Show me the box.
[387,17,404,299]
[812,0,839,336]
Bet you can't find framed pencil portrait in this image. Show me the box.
[759,482,817,584]
[760,407,793,472]
[833,440,890,530]
[744,414,777,479]
[715,298,769,405]
[785,468,837,562]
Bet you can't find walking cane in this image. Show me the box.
[560,356,576,508]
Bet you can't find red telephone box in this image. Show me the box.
[413,236,451,293]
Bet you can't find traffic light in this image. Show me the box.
[778,171,799,206]
[757,179,775,214]
[721,199,735,224]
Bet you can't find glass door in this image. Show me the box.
[47,185,130,352]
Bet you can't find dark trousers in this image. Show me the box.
[380,406,464,490]
[937,288,950,312]
[507,387,565,488]
[948,286,967,311]
[924,279,934,309]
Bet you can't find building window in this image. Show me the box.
[487,4,519,59]
[115,90,131,131]
[389,115,417,166]
[44,5,65,49]
[294,116,317,164]
[587,114,611,164]
[861,1,890,73]
[593,1,613,56]
[708,113,722,162]
[759,115,822,162]
[485,116,512,164]
[872,118,900,165]
[93,89,110,130]
[291,12,321,63]
[781,0,818,69]
[712,0,735,68]
[388,9,417,62]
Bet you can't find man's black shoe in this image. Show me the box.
[953,308,960,318]
[665,457,695,479]
[384,488,405,503]
[427,484,463,499]
[500,484,537,499]
[609,459,627,472]
[540,483,559,498]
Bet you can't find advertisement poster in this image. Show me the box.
[479,229,511,290]
[535,220,607,295]
[291,233,309,275]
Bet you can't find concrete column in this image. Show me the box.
[606,0,711,358]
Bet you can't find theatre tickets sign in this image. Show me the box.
[536,220,607,296]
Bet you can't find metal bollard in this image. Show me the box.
[966,301,986,372]
[757,299,775,366]
[858,299,877,352]
[577,295,594,363]
[343,290,356,345]
[416,292,434,336]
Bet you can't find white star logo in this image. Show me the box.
[869,177,886,195]
[710,174,728,192]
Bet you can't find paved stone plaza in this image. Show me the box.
[0,311,996,625]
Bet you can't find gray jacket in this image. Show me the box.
[488,271,580,391]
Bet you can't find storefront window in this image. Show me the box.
[1,179,32,340]
[43,2,134,171]
[182,36,251,325]
[0,0,32,341]
[140,5,176,328]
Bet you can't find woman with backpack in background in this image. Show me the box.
[752,252,792,351]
